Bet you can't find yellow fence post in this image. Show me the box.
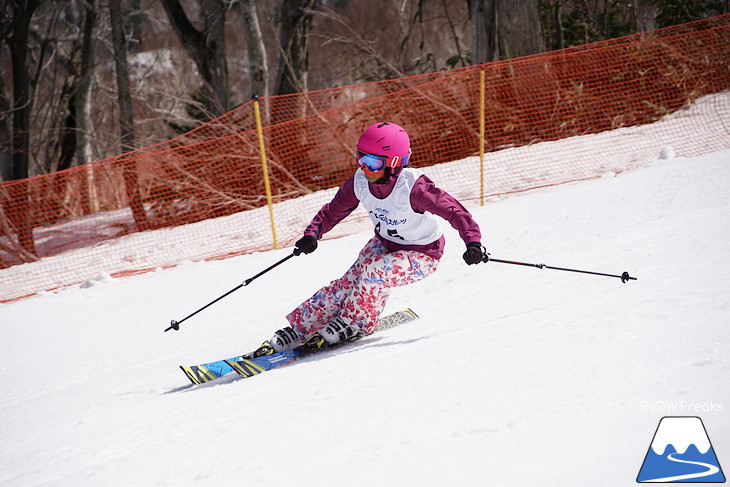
[252,95,278,249]
[479,69,486,206]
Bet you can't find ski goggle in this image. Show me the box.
[356,149,411,181]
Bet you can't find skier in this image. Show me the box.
[255,122,488,356]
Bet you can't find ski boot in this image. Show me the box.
[320,317,359,345]
[244,327,299,358]
[270,327,332,353]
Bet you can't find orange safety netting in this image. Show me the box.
[2,15,730,302]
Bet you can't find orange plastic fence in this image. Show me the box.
[2,15,730,302]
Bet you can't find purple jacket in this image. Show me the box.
[304,171,481,260]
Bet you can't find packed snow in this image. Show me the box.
[1,148,729,484]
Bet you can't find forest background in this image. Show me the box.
[2,0,728,184]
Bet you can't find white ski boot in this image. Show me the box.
[270,327,301,352]
[320,317,359,345]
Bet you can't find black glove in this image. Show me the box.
[463,242,488,265]
[294,235,318,256]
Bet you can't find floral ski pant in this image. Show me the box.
[286,236,439,337]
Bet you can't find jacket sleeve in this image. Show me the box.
[410,175,482,245]
[304,174,360,238]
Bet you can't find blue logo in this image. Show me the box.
[637,416,725,483]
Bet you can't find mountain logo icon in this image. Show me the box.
[637,416,726,483]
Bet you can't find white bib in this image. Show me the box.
[353,168,442,245]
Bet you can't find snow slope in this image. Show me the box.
[1,148,729,486]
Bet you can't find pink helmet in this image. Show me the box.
[356,122,410,160]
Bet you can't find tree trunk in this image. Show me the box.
[7,0,41,256]
[75,0,97,167]
[274,0,315,97]
[470,0,498,63]
[40,3,83,224]
[0,70,12,182]
[470,0,543,63]
[239,0,269,100]
[51,75,79,174]
[270,0,315,168]
[633,0,657,33]
[555,1,564,50]
[160,0,229,118]
[76,0,99,215]
[110,0,149,231]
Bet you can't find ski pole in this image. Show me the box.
[165,252,297,332]
[484,255,637,283]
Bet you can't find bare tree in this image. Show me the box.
[309,1,470,85]
[75,0,100,215]
[31,0,102,228]
[2,0,41,256]
[541,0,568,50]
[0,65,11,182]
[310,6,408,81]
[160,0,230,118]
[632,0,657,32]
[274,0,316,96]
[469,0,497,63]
[75,0,98,167]
[239,0,269,99]
[109,0,134,154]
[4,0,40,181]
[110,0,149,230]
[469,0,544,63]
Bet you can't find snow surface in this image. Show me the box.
[1,146,729,485]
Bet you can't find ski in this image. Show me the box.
[226,307,419,380]
[180,308,418,385]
